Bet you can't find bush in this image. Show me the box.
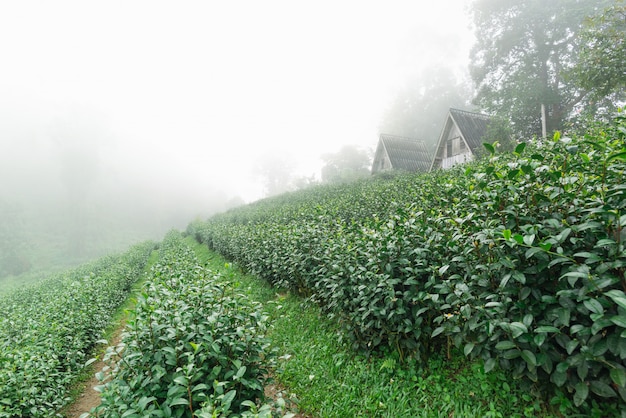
[0,241,155,417]
[92,232,275,417]
[191,111,626,412]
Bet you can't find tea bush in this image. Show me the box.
[0,241,155,417]
[92,231,275,417]
[191,112,626,412]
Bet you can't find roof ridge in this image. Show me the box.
[449,107,491,119]
[379,133,425,142]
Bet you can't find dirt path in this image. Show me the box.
[63,328,125,417]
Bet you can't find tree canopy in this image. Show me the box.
[379,67,470,149]
[470,0,616,137]
[320,145,371,184]
[567,2,626,117]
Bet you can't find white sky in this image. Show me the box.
[0,0,474,203]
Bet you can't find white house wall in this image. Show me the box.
[431,115,473,170]
[442,152,473,168]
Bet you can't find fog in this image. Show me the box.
[0,0,473,276]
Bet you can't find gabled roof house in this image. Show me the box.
[430,108,492,171]
[371,134,432,174]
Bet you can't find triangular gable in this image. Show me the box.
[430,108,491,171]
[372,134,431,174]
[449,108,491,152]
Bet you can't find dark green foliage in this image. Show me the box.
[0,241,155,417]
[568,2,626,107]
[469,0,615,136]
[192,112,626,413]
[476,117,516,157]
[92,232,274,417]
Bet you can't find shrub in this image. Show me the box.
[191,111,626,411]
[92,232,275,417]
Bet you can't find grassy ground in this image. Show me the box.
[185,236,561,418]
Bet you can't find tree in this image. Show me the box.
[469,0,614,137]
[567,2,626,118]
[253,152,316,197]
[253,153,297,197]
[50,111,107,258]
[0,200,31,277]
[320,145,371,184]
[474,116,516,158]
[379,67,471,150]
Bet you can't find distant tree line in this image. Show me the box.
[259,1,625,196]
[470,0,624,138]
[380,0,625,144]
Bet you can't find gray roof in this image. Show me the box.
[377,134,432,172]
[448,108,491,152]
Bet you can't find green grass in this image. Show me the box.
[185,236,558,418]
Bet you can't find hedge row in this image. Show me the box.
[0,241,155,417]
[92,231,276,418]
[190,113,626,411]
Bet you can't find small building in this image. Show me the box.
[371,134,432,174]
[430,108,491,171]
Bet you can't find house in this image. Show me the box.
[371,134,432,174]
[430,108,492,171]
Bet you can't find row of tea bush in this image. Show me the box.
[189,112,626,411]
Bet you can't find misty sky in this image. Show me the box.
[0,0,474,203]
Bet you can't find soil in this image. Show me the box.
[64,328,125,418]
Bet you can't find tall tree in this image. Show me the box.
[253,152,316,197]
[567,2,626,119]
[469,0,613,137]
[0,200,31,277]
[320,145,371,184]
[253,153,297,197]
[51,112,105,258]
[379,67,470,150]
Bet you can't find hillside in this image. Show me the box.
[189,112,626,414]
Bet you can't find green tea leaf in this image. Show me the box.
[607,151,626,163]
[173,376,188,386]
[495,341,516,350]
[574,382,589,406]
[483,142,496,154]
[521,350,537,367]
[510,322,528,338]
[431,326,445,338]
[535,326,560,333]
[606,290,626,310]
[525,247,543,259]
[590,380,617,398]
[502,349,521,359]
[610,314,626,328]
[507,169,520,179]
[523,234,535,246]
[583,298,604,315]
[169,397,190,407]
[611,368,626,388]
[192,383,209,392]
[551,370,567,387]
[484,358,496,373]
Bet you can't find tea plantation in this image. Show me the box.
[0,113,624,417]
[91,232,276,417]
[189,112,626,413]
[0,242,155,416]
